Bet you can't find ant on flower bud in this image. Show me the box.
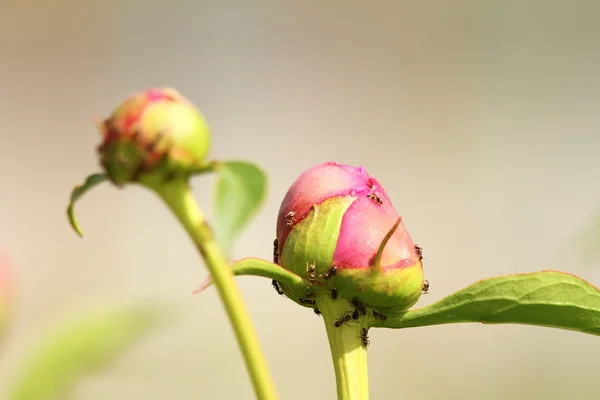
[415,244,423,261]
[372,310,387,321]
[330,288,338,300]
[285,211,297,227]
[422,279,430,294]
[271,280,285,296]
[334,312,352,328]
[367,192,383,206]
[306,262,316,284]
[273,238,279,264]
[350,298,367,316]
[299,298,316,306]
[324,266,337,280]
[314,308,321,316]
[360,328,370,348]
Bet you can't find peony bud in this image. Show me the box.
[275,162,424,313]
[0,251,13,337]
[97,88,211,186]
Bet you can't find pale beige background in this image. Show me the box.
[1,0,600,399]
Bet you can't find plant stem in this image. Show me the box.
[153,179,277,400]
[319,297,369,400]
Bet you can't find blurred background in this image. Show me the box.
[1,0,600,398]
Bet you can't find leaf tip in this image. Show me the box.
[66,204,84,237]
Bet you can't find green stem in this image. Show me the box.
[319,297,369,400]
[153,179,277,400]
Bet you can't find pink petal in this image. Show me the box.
[333,185,418,270]
[276,162,375,250]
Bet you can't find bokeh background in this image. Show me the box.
[1,1,600,399]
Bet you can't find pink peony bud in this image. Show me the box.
[0,251,14,337]
[275,162,424,312]
[97,88,211,186]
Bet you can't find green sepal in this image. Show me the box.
[373,270,600,337]
[281,196,354,279]
[66,173,107,237]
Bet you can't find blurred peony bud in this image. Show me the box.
[0,251,14,337]
[275,162,424,312]
[97,88,211,186]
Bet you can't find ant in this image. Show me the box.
[352,309,360,320]
[350,298,367,316]
[273,238,279,264]
[330,288,338,300]
[299,298,316,306]
[372,310,387,321]
[314,308,321,316]
[334,313,352,328]
[367,192,383,206]
[415,245,423,261]
[324,266,337,280]
[306,262,316,284]
[360,328,370,348]
[422,279,430,294]
[272,279,285,296]
[285,211,297,227]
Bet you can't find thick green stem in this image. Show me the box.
[319,297,369,400]
[153,179,277,400]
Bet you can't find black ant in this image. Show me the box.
[360,328,370,348]
[271,280,285,296]
[372,310,387,321]
[324,266,337,280]
[422,279,429,294]
[314,308,321,316]
[285,211,297,227]
[352,309,360,320]
[330,288,338,300]
[299,298,316,306]
[334,313,352,328]
[273,238,279,264]
[350,298,367,316]
[307,262,316,284]
[367,192,383,205]
[415,245,423,261]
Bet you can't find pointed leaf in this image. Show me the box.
[213,161,267,254]
[7,303,167,400]
[194,257,308,294]
[66,173,107,237]
[373,270,600,337]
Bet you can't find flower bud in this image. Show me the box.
[275,162,424,312]
[0,251,13,336]
[97,88,211,186]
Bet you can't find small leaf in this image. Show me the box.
[213,161,267,254]
[66,173,107,237]
[373,270,600,337]
[193,257,308,294]
[7,303,167,400]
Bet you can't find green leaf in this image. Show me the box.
[193,257,309,294]
[66,173,107,237]
[373,270,600,336]
[213,161,267,254]
[7,303,167,400]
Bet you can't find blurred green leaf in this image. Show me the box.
[66,173,107,237]
[374,270,600,336]
[7,303,167,400]
[213,161,267,254]
[194,257,308,294]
